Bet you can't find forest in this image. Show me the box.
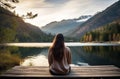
[81,19,120,42]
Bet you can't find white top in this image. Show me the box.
[48,46,72,74]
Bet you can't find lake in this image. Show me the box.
[0,42,120,67]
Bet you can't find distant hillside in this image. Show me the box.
[70,0,120,38]
[41,15,92,36]
[81,19,120,42]
[0,7,53,43]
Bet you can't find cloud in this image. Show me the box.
[15,0,119,27]
[18,0,69,8]
[44,0,69,4]
[18,0,49,8]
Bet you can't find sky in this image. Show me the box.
[14,0,118,28]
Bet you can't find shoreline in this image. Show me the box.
[0,42,120,47]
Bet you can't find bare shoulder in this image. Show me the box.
[65,46,70,49]
[65,46,71,53]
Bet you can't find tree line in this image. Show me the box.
[81,20,120,42]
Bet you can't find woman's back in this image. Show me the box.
[48,33,72,75]
[48,46,71,75]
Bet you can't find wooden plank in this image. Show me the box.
[1,65,120,78]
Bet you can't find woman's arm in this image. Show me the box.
[48,50,53,67]
[67,47,72,64]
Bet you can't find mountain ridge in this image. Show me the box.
[69,0,120,38]
[41,15,92,35]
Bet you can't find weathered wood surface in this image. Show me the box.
[1,65,120,78]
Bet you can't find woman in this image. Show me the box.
[48,33,72,75]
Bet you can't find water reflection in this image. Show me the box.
[19,46,120,68]
[21,49,49,66]
[81,46,120,67]
[18,47,44,58]
[0,43,120,68]
[21,55,49,66]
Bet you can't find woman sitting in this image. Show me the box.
[48,33,72,75]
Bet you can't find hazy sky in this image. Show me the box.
[14,0,118,28]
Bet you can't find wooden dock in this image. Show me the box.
[0,65,120,79]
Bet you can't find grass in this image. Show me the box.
[0,50,21,74]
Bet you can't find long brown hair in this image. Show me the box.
[49,33,65,61]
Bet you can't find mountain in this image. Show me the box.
[0,7,53,43]
[41,15,92,36]
[70,0,120,38]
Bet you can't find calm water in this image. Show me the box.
[1,43,120,67]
